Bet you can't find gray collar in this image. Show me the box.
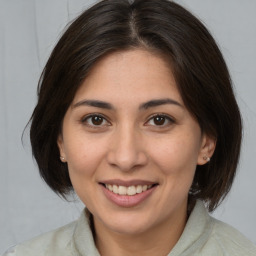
[69,200,213,256]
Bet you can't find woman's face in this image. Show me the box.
[58,49,214,236]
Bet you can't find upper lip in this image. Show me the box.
[99,179,158,187]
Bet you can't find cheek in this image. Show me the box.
[148,132,201,177]
[64,137,108,205]
[64,135,107,179]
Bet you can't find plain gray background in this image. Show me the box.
[0,0,255,253]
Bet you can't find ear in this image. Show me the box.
[57,134,67,162]
[197,134,216,165]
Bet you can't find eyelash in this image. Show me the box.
[145,114,175,127]
[80,113,175,129]
[81,114,110,128]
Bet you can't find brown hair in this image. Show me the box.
[29,0,242,212]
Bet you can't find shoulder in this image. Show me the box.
[182,200,256,256]
[2,208,99,256]
[2,221,77,256]
[203,217,256,255]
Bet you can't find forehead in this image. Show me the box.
[72,49,183,105]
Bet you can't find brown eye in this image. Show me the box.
[82,114,109,127]
[91,116,104,125]
[146,114,174,127]
[153,116,166,126]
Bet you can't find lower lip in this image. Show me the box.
[101,185,157,208]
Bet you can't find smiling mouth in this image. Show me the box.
[101,183,158,196]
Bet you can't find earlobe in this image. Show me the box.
[197,135,216,165]
[57,135,67,162]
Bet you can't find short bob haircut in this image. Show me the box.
[30,0,242,212]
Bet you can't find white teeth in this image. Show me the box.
[127,186,136,196]
[113,185,118,194]
[106,184,113,192]
[142,185,148,191]
[105,184,154,195]
[136,185,143,194]
[119,186,127,195]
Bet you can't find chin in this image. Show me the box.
[109,220,152,235]
[95,209,159,236]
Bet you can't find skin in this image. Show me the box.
[58,49,215,256]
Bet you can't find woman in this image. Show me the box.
[3,0,256,255]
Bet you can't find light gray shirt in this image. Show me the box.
[3,200,256,255]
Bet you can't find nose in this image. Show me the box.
[106,124,148,171]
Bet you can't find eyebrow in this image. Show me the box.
[139,98,183,110]
[73,100,114,110]
[72,98,183,110]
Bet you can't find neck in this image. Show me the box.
[93,204,188,256]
